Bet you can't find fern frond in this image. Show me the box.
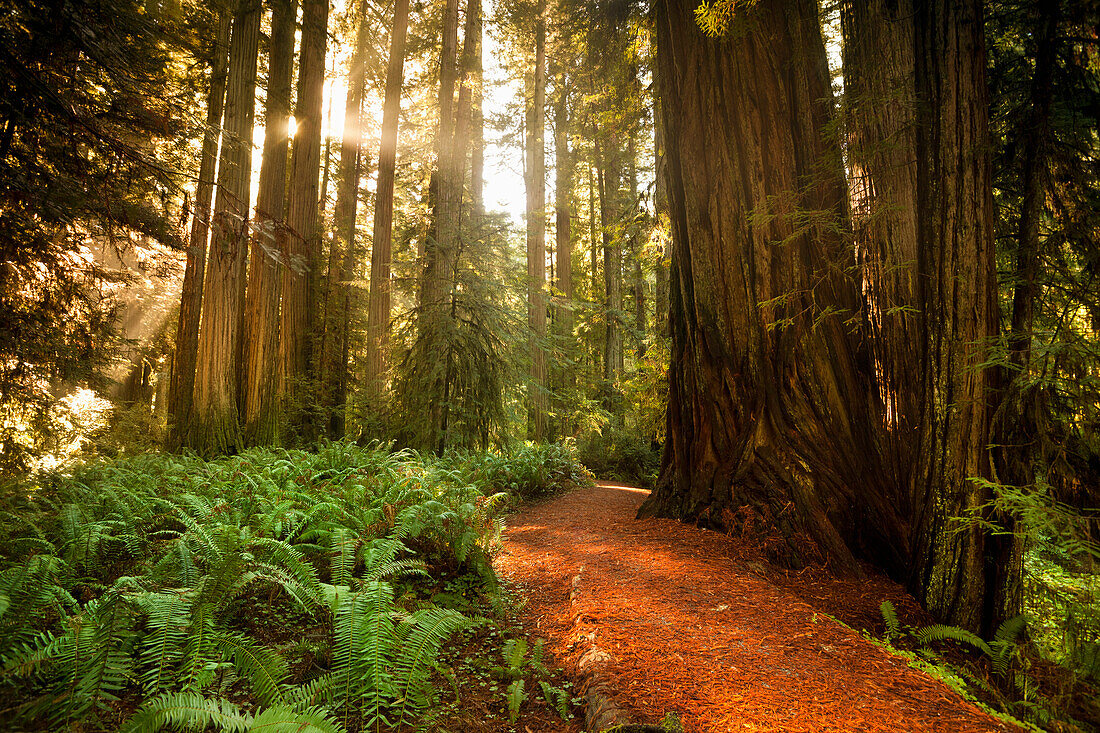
[329,528,358,586]
[134,589,193,695]
[990,615,1026,676]
[213,631,289,706]
[332,582,398,726]
[120,692,249,732]
[250,704,346,732]
[915,624,993,657]
[393,607,474,728]
[180,602,216,691]
[880,600,900,640]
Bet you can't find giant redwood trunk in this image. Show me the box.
[907,0,1001,633]
[186,0,260,455]
[638,0,908,576]
[364,0,411,403]
[241,0,296,447]
[320,4,371,439]
[842,0,1004,633]
[167,10,229,449]
[279,0,328,445]
[526,0,548,441]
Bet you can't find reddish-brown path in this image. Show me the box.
[494,483,1017,733]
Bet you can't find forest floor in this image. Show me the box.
[494,482,1020,733]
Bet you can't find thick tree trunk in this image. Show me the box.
[167,10,230,449]
[279,0,328,445]
[364,0,411,405]
[241,0,296,447]
[908,0,1004,634]
[187,0,260,455]
[320,5,370,439]
[526,0,548,441]
[842,0,1002,631]
[638,0,907,576]
[554,70,574,398]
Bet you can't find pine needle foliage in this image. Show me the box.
[0,442,587,730]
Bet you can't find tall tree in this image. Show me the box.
[167,10,230,449]
[241,0,297,447]
[842,0,1004,632]
[279,0,329,444]
[526,0,548,440]
[553,68,574,394]
[320,1,372,438]
[907,0,1001,633]
[187,0,261,455]
[364,0,411,403]
[638,0,906,577]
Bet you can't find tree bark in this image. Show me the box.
[908,0,1004,634]
[526,0,548,441]
[241,0,296,447]
[421,0,461,313]
[596,136,623,386]
[279,0,328,445]
[469,0,485,213]
[187,0,260,455]
[653,87,669,339]
[364,0,411,405]
[841,0,1001,631]
[639,0,906,576]
[554,69,574,396]
[320,3,371,439]
[167,10,230,449]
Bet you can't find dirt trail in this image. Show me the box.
[494,483,1015,733]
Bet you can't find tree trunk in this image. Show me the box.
[167,10,230,449]
[638,0,907,577]
[554,69,574,398]
[842,0,1001,631]
[187,0,261,455]
[241,0,296,447]
[526,0,548,441]
[320,4,371,439]
[990,0,1060,629]
[364,0,411,405]
[908,0,1004,634]
[628,133,645,357]
[596,136,623,386]
[279,0,328,445]
[469,0,484,213]
[421,0,461,313]
[653,88,669,339]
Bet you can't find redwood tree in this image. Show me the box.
[638,0,907,576]
[526,0,548,441]
[364,0,411,403]
[167,11,230,449]
[241,0,297,447]
[279,0,328,444]
[186,0,261,455]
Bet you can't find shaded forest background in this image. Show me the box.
[1,0,1099,727]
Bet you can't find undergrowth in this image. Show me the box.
[0,441,588,731]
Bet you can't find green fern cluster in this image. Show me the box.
[0,442,566,731]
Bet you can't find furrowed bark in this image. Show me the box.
[187,0,260,455]
[241,0,296,447]
[167,10,230,449]
[639,0,906,576]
